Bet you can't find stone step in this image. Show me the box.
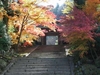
[15,59,68,62]
[6,71,70,73]
[28,52,66,54]
[5,72,70,75]
[9,67,70,71]
[16,59,68,62]
[18,57,69,61]
[2,46,74,75]
[12,63,70,65]
[14,62,68,65]
[16,60,68,63]
[12,64,70,68]
[8,69,70,72]
[14,59,68,63]
[13,64,69,68]
[11,65,70,69]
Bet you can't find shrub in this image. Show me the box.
[0,59,7,72]
[82,64,98,75]
[95,56,100,68]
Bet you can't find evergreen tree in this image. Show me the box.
[0,20,11,52]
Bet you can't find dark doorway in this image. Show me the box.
[46,36,58,45]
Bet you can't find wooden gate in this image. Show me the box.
[41,32,62,45]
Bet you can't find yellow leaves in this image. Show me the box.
[18,0,36,4]
[28,11,34,16]
[23,0,34,3]
[62,0,74,14]
[0,7,7,20]
[29,7,44,19]
[9,33,18,44]
[9,30,39,45]
[0,12,3,20]
[18,0,48,5]
[7,0,56,46]
[20,30,39,43]
[10,33,18,39]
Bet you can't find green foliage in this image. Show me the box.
[0,20,11,51]
[0,59,7,73]
[62,0,74,14]
[94,26,100,56]
[0,59,7,68]
[74,0,86,9]
[74,0,86,5]
[8,25,15,34]
[82,64,98,75]
[75,64,98,75]
[80,56,89,64]
[73,51,80,65]
[98,69,100,75]
[95,56,100,68]
[0,49,21,73]
[74,66,83,75]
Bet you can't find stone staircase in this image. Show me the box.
[1,46,74,75]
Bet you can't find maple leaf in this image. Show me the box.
[7,1,57,47]
[59,6,96,57]
[83,0,100,23]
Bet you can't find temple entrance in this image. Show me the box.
[46,36,58,45]
[41,31,62,45]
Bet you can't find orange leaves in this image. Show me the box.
[83,0,100,21]
[45,11,56,19]
[7,0,57,46]
[25,25,34,32]
[39,10,57,30]
[24,25,45,36]
[0,7,7,20]
[0,12,3,20]
[18,0,24,4]
[86,0,100,4]
[23,41,32,47]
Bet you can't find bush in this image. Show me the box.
[0,59,7,73]
[97,68,100,75]
[95,56,100,68]
[74,64,98,75]
[82,64,98,75]
[74,66,83,75]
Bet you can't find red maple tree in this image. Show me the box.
[59,7,97,57]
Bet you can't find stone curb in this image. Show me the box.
[22,46,39,57]
[1,58,17,75]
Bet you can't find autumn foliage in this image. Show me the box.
[83,0,100,23]
[7,0,57,47]
[59,7,97,57]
